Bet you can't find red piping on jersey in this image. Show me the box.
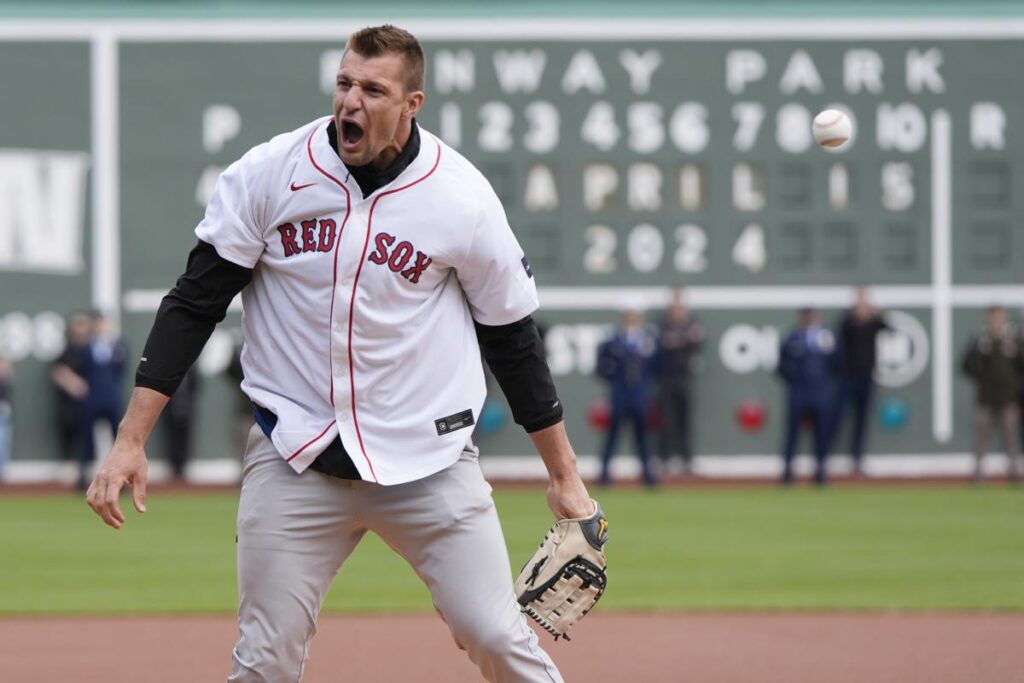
[305,126,352,408]
[345,138,443,481]
[285,421,336,463]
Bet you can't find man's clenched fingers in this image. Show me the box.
[104,477,126,526]
[85,480,101,515]
[86,474,126,529]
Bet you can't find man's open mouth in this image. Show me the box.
[341,120,365,147]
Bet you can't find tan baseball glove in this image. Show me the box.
[514,500,608,641]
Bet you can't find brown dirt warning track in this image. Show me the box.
[1,613,1021,682]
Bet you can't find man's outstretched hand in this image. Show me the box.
[86,436,148,529]
[85,387,169,529]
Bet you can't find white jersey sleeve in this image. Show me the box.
[194,153,267,268]
[457,186,539,326]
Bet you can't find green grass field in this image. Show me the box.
[2,485,1023,615]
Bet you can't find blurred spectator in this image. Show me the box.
[655,289,704,475]
[832,287,890,476]
[0,355,12,481]
[160,367,201,481]
[1019,309,1024,459]
[77,311,128,490]
[596,308,658,487]
[50,311,92,463]
[961,306,1023,482]
[227,334,252,459]
[777,308,837,486]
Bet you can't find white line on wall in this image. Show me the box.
[90,32,120,323]
[122,286,1024,314]
[4,18,1024,41]
[6,453,1014,485]
[122,290,243,313]
[930,110,953,444]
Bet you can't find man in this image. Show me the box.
[79,311,128,484]
[655,289,704,475]
[961,305,1023,482]
[0,355,11,482]
[832,287,890,475]
[225,332,252,464]
[596,308,658,487]
[85,25,592,682]
[1019,309,1024,457]
[777,308,836,486]
[51,311,92,478]
[159,367,200,481]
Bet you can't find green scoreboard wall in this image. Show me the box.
[1,18,1022,463]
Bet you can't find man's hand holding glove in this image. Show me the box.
[514,500,608,641]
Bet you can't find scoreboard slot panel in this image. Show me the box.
[966,161,1010,209]
[524,222,562,272]
[881,223,920,275]
[778,222,812,271]
[778,163,812,209]
[823,222,857,271]
[968,222,1012,271]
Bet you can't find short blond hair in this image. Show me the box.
[346,24,425,93]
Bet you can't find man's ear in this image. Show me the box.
[404,91,425,119]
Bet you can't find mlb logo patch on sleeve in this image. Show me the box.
[521,255,533,278]
[435,409,475,436]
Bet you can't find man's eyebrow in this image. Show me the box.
[335,73,389,90]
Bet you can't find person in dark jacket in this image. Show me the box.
[596,308,658,487]
[832,287,890,475]
[226,335,251,461]
[777,308,837,486]
[160,367,201,481]
[961,305,1023,482]
[77,312,128,490]
[0,355,12,482]
[1018,310,1024,462]
[655,289,704,475]
[50,311,93,463]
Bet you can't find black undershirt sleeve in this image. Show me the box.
[135,240,254,396]
[474,316,563,434]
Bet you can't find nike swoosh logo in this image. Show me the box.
[290,181,316,191]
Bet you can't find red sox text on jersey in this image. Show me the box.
[276,221,433,286]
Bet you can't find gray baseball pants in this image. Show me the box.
[228,426,563,683]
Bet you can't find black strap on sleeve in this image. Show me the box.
[475,315,563,434]
[135,240,254,396]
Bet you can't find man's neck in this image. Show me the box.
[371,120,413,171]
[330,118,421,198]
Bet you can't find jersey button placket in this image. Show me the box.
[332,204,360,389]
[331,320,347,382]
[337,205,368,410]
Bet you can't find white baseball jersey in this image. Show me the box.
[196,117,538,485]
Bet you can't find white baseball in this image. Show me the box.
[812,109,852,149]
